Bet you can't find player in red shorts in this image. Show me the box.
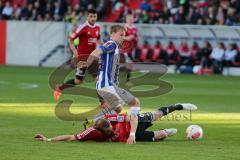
[120,13,138,83]
[34,104,197,144]
[54,9,101,101]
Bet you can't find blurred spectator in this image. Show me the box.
[150,0,163,12]
[210,42,225,74]
[165,41,179,65]
[200,41,212,69]
[152,41,161,61]
[13,3,22,20]
[174,5,186,24]
[216,7,225,25]
[140,0,151,12]
[139,40,151,62]
[224,43,238,66]
[2,1,13,20]
[53,1,63,21]
[191,41,201,63]
[20,3,33,20]
[139,10,149,23]
[178,40,193,68]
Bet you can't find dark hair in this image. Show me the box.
[204,41,212,49]
[87,9,97,14]
[231,43,238,50]
[219,42,225,50]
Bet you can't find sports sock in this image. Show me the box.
[59,79,76,90]
[158,104,183,116]
[126,69,131,82]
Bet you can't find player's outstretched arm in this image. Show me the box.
[34,134,76,142]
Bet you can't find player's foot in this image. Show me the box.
[177,103,197,111]
[53,85,62,102]
[164,128,178,137]
[83,118,94,130]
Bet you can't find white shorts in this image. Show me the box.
[97,85,135,110]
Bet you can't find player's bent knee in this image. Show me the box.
[154,130,168,141]
[128,98,140,107]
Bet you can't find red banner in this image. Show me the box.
[0,21,6,65]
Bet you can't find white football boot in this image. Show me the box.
[177,103,197,111]
[164,128,178,137]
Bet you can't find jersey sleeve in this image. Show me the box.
[70,24,85,41]
[99,41,117,54]
[74,127,96,141]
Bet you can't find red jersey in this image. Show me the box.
[165,44,176,55]
[152,44,162,60]
[179,44,191,57]
[74,126,112,142]
[121,24,138,54]
[70,21,101,61]
[105,114,131,142]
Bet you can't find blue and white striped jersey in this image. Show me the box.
[96,40,120,89]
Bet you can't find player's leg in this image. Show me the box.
[135,126,177,142]
[136,103,197,123]
[153,128,178,141]
[93,87,123,121]
[113,86,140,112]
[135,122,177,142]
[53,61,87,101]
[151,103,197,121]
[124,52,133,83]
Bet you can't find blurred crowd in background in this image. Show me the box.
[129,40,240,74]
[0,0,106,23]
[1,0,240,26]
[1,0,240,74]
[116,0,240,25]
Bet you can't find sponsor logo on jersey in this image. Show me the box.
[88,38,97,44]
[117,115,124,122]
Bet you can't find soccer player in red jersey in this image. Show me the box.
[54,9,101,101]
[120,13,138,83]
[34,118,113,142]
[34,104,197,144]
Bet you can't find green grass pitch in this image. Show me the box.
[0,66,240,160]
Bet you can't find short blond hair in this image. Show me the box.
[110,25,125,34]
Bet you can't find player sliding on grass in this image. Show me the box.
[53,9,101,102]
[34,103,197,144]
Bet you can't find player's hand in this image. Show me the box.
[34,134,47,141]
[126,135,136,144]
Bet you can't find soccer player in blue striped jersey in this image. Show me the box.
[86,25,141,144]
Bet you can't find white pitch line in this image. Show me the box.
[19,83,39,89]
